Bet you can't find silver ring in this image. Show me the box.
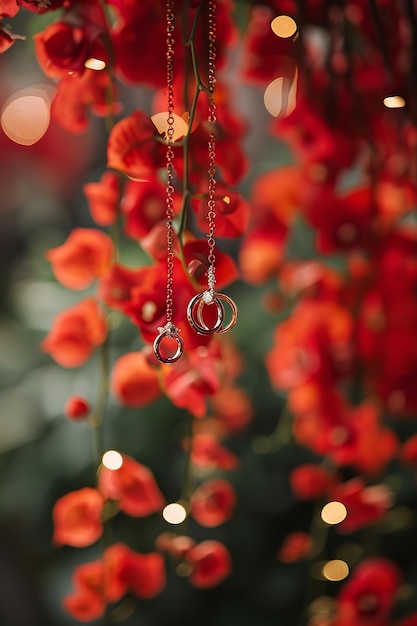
[211,292,238,334]
[187,292,224,335]
[153,328,183,363]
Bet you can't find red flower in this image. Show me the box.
[331,478,392,533]
[99,454,165,517]
[64,395,90,420]
[98,263,145,313]
[63,542,165,621]
[190,433,239,471]
[187,540,232,589]
[122,549,166,599]
[266,300,353,391]
[83,171,121,226]
[290,464,333,500]
[277,531,313,563]
[210,385,254,433]
[46,228,114,289]
[41,298,107,368]
[183,239,239,290]
[305,185,375,253]
[122,175,181,241]
[63,586,104,622]
[34,19,107,78]
[111,351,161,408]
[162,344,222,418]
[191,478,237,527]
[51,69,121,133]
[106,110,165,180]
[193,186,250,239]
[52,487,103,548]
[336,558,401,626]
[401,434,417,467]
[0,1,19,18]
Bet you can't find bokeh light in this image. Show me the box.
[163,502,187,524]
[322,559,350,581]
[84,58,107,70]
[271,15,298,38]
[102,450,124,470]
[321,501,348,525]
[383,95,406,108]
[264,68,298,117]
[1,85,54,146]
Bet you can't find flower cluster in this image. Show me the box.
[3,0,417,624]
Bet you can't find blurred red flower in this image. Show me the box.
[41,298,107,368]
[278,531,313,563]
[190,433,239,470]
[83,171,121,227]
[64,395,90,420]
[52,487,103,547]
[331,478,392,533]
[191,478,237,527]
[106,110,165,180]
[111,351,161,407]
[99,454,165,517]
[290,464,333,500]
[187,540,232,589]
[335,558,401,626]
[46,228,114,290]
[51,69,121,133]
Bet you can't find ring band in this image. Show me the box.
[153,328,184,363]
[187,292,224,335]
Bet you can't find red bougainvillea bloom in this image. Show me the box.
[98,263,145,313]
[290,464,333,500]
[123,549,166,599]
[162,344,222,418]
[400,434,417,467]
[335,558,401,626]
[46,228,114,289]
[305,185,375,253]
[187,540,232,589]
[41,298,107,368]
[193,186,250,239]
[266,300,353,391]
[99,454,165,517]
[277,531,313,563]
[51,69,121,133]
[191,478,237,527]
[83,171,121,226]
[34,19,107,78]
[190,433,239,471]
[183,239,239,289]
[63,586,104,623]
[210,385,254,433]
[106,110,166,180]
[331,478,392,534]
[63,542,165,621]
[52,487,103,548]
[111,351,161,407]
[121,175,180,241]
[64,395,90,420]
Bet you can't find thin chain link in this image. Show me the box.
[165,0,175,324]
[207,0,217,295]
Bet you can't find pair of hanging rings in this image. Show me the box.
[187,290,238,336]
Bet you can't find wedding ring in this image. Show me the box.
[208,292,238,334]
[153,325,183,363]
[187,292,224,335]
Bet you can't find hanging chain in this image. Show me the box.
[165,0,175,325]
[187,0,238,336]
[153,0,184,363]
[206,0,217,298]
